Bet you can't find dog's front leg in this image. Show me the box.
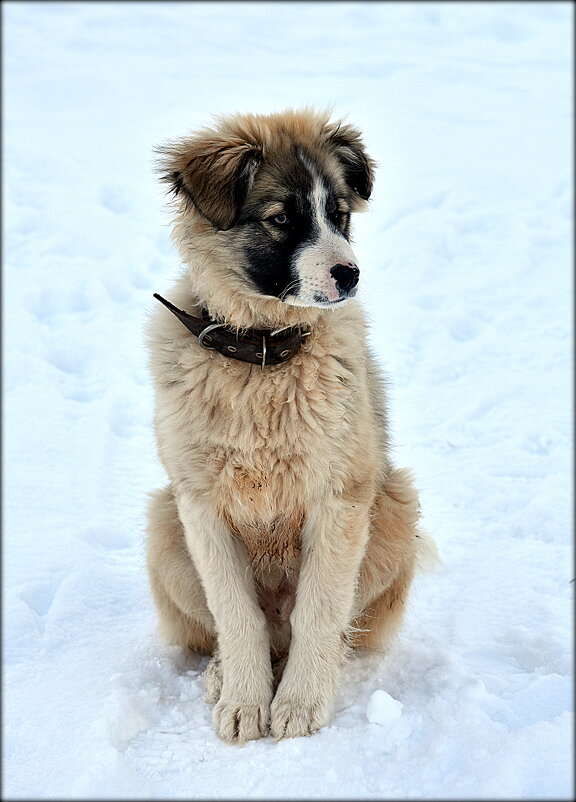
[270,499,370,739]
[176,488,273,744]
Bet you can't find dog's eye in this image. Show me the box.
[272,213,289,226]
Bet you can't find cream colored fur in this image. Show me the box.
[146,109,436,744]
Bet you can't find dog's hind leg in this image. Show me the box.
[352,468,434,651]
[146,485,215,655]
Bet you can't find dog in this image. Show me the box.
[145,108,435,744]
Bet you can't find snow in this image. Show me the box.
[366,691,404,726]
[3,1,573,799]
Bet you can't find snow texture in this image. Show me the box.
[366,691,404,726]
[3,1,573,799]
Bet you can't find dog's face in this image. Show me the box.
[157,110,375,309]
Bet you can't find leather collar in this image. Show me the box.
[153,293,310,368]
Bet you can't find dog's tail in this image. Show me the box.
[414,529,441,572]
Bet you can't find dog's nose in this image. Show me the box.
[330,263,360,295]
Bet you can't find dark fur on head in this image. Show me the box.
[155,109,376,232]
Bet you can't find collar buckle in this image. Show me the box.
[255,335,267,370]
[197,322,226,350]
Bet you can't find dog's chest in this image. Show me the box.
[178,345,356,459]
[190,354,355,573]
[212,451,306,579]
[159,335,360,573]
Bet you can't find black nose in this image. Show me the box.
[330,263,360,295]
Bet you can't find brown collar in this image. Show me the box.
[153,293,310,368]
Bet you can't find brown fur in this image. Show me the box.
[146,108,437,743]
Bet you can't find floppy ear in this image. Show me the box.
[326,122,376,200]
[155,133,262,230]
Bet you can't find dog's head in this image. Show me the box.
[156,109,375,309]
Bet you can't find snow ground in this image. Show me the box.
[2,1,573,799]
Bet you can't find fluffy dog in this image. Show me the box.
[146,108,435,744]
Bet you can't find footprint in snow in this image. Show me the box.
[108,397,142,438]
[79,526,132,551]
[48,345,104,402]
[415,293,444,311]
[26,285,97,321]
[522,434,552,456]
[63,382,103,403]
[49,344,92,376]
[19,578,62,620]
[450,315,482,342]
[496,626,570,676]
[383,190,451,231]
[100,186,131,215]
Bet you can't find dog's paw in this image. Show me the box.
[269,696,331,740]
[203,656,223,704]
[213,699,270,744]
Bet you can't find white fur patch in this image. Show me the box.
[287,159,358,307]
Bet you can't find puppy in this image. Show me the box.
[146,108,434,744]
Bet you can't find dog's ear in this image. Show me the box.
[155,133,262,230]
[326,122,376,201]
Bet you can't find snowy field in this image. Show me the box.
[3,1,573,799]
